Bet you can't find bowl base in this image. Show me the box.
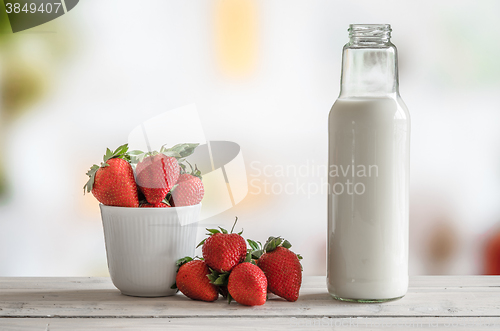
[120,291,177,298]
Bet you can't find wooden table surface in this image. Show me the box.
[1,276,499,330]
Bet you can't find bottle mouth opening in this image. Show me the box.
[348,24,391,40]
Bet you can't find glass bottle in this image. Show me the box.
[327,24,410,302]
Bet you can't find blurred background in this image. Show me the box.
[1,0,500,277]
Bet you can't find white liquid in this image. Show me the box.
[327,97,410,301]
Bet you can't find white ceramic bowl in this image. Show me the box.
[100,203,200,297]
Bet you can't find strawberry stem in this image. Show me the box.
[230,217,238,234]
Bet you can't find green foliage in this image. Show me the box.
[83,165,100,193]
[246,236,303,265]
[182,160,202,179]
[263,236,285,252]
[128,149,146,164]
[247,239,261,251]
[104,144,130,162]
[175,256,194,271]
[196,238,207,248]
[244,252,252,263]
[161,143,199,159]
[207,269,230,286]
[247,239,264,260]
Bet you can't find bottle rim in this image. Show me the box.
[348,24,391,40]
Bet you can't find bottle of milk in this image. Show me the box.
[327,24,410,302]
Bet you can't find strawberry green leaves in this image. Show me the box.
[180,160,202,179]
[264,236,291,252]
[246,239,264,261]
[245,236,284,262]
[246,236,303,265]
[196,217,243,248]
[196,238,207,248]
[127,149,147,164]
[207,269,229,286]
[263,236,302,263]
[83,165,100,194]
[247,239,261,251]
[129,143,200,164]
[175,256,194,270]
[103,144,130,163]
[161,143,199,159]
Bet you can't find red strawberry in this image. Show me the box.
[84,144,139,207]
[256,237,302,302]
[140,202,170,208]
[227,262,267,306]
[175,259,218,302]
[135,153,179,205]
[171,173,204,207]
[199,218,247,273]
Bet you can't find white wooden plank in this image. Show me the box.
[2,317,500,331]
[2,275,499,290]
[1,276,500,318]
[410,275,500,288]
[0,277,112,290]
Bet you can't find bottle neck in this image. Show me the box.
[339,24,399,98]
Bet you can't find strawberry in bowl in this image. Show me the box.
[85,143,204,208]
[84,144,139,207]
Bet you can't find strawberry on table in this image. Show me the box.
[198,218,247,273]
[84,144,139,207]
[174,257,218,302]
[254,237,303,302]
[227,262,267,306]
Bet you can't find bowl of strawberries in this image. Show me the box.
[84,143,205,297]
